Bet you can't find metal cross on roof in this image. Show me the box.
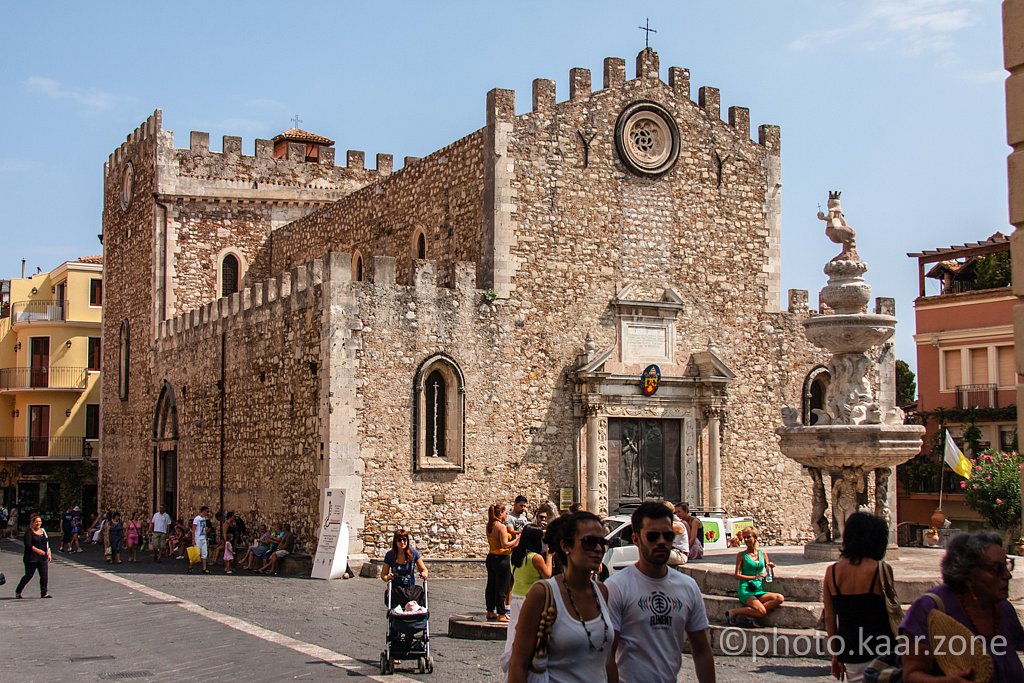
[638,18,656,48]
[291,114,303,127]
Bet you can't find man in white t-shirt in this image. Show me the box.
[151,504,172,563]
[606,501,715,683]
[191,506,211,574]
[506,495,530,532]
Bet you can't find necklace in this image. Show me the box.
[563,577,609,652]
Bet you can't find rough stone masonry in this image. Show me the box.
[100,48,898,559]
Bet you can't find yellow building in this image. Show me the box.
[0,256,102,530]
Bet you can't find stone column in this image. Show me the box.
[875,466,898,549]
[1005,0,1024,546]
[585,405,602,515]
[705,407,722,511]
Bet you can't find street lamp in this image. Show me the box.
[82,438,93,461]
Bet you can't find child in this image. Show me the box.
[223,539,234,574]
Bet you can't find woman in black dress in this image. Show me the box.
[108,512,124,564]
[16,513,52,598]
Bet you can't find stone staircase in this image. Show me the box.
[678,546,947,659]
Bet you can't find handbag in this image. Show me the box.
[864,591,943,683]
[186,544,201,566]
[878,560,904,638]
[527,579,556,683]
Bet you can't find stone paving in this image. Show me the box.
[0,538,839,682]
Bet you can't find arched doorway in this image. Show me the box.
[802,366,831,425]
[152,380,179,516]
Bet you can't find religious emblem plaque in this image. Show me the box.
[615,101,680,177]
[641,364,661,397]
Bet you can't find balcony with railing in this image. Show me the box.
[0,367,88,391]
[0,436,96,460]
[10,299,69,324]
[955,384,999,410]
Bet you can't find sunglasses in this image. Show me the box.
[577,535,609,550]
[645,531,676,544]
[395,536,409,542]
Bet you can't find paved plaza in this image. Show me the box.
[0,537,842,682]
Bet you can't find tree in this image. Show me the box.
[974,251,1011,290]
[895,359,916,407]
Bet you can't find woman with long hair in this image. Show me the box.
[486,503,520,622]
[725,526,784,627]
[508,511,615,683]
[502,524,552,676]
[380,528,428,587]
[15,513,52,599]
[823,512,895,682]
[108,512,124,565]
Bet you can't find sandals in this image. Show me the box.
[497,614,510,623]
[485,612,499,622]
[726,613,739,627]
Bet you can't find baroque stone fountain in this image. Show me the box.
[777,192,925,560]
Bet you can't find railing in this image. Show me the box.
[0,436,91,459]
[0,367,87,390]
[10,299,68,323]
[955,384,999,410]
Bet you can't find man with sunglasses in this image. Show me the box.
[605,501,715,683]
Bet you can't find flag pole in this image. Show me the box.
[938,428,946,512]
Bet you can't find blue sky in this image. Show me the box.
[0,1,1008,371]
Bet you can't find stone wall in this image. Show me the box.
[267,131,486,287]
[154,260,327,541]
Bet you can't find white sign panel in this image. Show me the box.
[622,321,672,362]
[311,488,349,580]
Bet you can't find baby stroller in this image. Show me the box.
[379,579,434,675]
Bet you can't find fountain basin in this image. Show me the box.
[776,423,925,470]
[802,313,896,353]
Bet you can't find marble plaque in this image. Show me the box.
[622,321,672,362]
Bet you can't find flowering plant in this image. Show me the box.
[960,450,1022,533]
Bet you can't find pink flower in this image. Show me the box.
[997,498,1004,504]
[960,481,967,489]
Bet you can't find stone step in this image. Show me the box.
[680,564,936,603]
[448,612,508,640]
[703,594,824,631]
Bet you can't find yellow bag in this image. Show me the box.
[186,545,201,566]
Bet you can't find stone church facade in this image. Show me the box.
[100,48,840,557]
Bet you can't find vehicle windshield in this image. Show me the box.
[602,519,626,537]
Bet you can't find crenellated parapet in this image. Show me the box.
[104,109,162,178]
[156,251,482,347]
[515,48,777,149]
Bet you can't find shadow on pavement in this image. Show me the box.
[753,663,827,677]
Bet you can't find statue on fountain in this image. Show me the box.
[818,190,859,262]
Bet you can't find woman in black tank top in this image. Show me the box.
[822,512,894,683]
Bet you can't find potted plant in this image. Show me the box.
[1015,537,1024,557]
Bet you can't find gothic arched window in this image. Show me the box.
[802,366,831,425]
[118,319,130,401]
[221,254,239,297]
[352,251,364,282]
[413,354,465,471]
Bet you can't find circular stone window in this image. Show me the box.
[615,101,680,177]
[120,161,135,210]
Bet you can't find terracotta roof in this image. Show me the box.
[75,255,103,265]
[907,232,1009,258]
[271,128,334,146]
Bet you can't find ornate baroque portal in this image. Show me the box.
[571,288,734,515]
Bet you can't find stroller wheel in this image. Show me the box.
[425,655,434,674]
[379,652,387,675]
[416,657,424,674]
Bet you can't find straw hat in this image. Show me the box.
[927,609,993,683]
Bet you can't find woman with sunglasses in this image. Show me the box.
[725,526,784,627]
[380,529,427,587]
[899,531,1023,681]
[508,511,615,683]
[486,504,520,622]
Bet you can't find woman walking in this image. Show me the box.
[486,504,520,622]
[16,514,52,599]
[108,512,124,565]
[725,526,785,627]
[501,524,552,676]
[125,512,144,563]
[508,511,615,683]
[822,512,896,683]
[380,529,428,588]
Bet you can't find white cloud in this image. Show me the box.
[25,76,128,113]
[788,0,981,56]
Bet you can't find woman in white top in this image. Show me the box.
[508,511,616,683]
